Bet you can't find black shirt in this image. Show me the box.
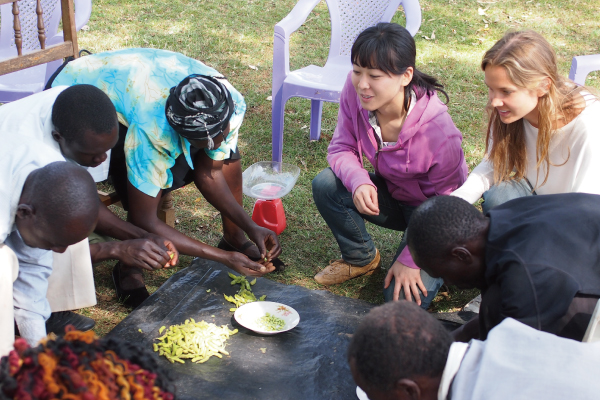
[480,193,600,339]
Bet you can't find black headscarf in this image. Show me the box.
[165,74,234,148]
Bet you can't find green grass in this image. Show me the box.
[81,0,600,336]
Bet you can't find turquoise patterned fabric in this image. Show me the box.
[52,48,246,197]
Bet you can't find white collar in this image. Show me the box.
[438,342,469,400]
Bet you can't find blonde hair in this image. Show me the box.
[482,30,589,187]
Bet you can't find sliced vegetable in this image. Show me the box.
[153,319,238,364]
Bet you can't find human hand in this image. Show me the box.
[142,232,179,268]
[115,239,172,271]
[353,185,379,215]
[226,251,276,277]
[247,226,282,261]
[384,260,427,304]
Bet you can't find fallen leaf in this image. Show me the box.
[478,7,487,15]
[301,125,308,130]
[422,35,430,40]
[431,30,436,40]
[260,348,267,353]
[95,292,113,302]
[266,95,272,101]
[248,65,258,70]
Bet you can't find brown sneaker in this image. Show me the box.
[314,250,381,285]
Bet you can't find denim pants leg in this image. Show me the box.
[481,178,536,214]
[312,168,443,309]
[312,168,387,266]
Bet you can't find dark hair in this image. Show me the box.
[348,301,452,392]
[351,22,449,109]
[26,161,99,232]
[0,329,175,399]
[407,196,487,263]
[52,84,118,143]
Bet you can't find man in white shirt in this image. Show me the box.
[0,84,178,315]
[0,141,99,356]
[349,301,600,400]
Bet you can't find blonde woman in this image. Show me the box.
[453,30,600,210]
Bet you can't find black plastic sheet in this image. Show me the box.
[107,258,474,399]
[107,258,374,400]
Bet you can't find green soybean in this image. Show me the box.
[224,274,267,311]
[256,313,285,331]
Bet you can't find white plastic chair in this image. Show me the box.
[0,0,91,103]
[271,0,421,162]
[568,54,600,86]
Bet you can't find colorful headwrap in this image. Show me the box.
[165,74,234,149]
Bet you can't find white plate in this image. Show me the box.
[234,301,300,335]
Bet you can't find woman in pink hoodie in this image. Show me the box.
[312,23,468,309]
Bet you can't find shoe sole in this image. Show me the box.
[315,264,381,285]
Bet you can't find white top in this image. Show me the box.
[369,91,417,148]
[0,136,64,242]
[439,318,600,400]
[452,97,600,203]
[0,86,110,182]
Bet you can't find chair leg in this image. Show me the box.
[309,99,323,141]
[157,192,175,228]
[569,54,600,86]
[271,92,286,163]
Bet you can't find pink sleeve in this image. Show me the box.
[326,73,374,196]
[397,246,419,269]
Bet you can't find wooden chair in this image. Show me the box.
[0,0,79,77]
[0,0,177,228]
[99,190,176,228]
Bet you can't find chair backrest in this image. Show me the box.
[0,0,78,77]
[0,0,62,54]
[325,0,416,62]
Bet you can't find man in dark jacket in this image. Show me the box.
[406,193,600,341]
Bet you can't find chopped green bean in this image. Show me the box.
[224,274,267,311]
[256,313,285,331]
[152,320,237,364]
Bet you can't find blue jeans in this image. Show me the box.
[482,178,536,214]
[312,168,443,309]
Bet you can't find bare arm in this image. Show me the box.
[193,152,281,260]
[89,240,174,270]
[452,316,480,342]
[92,202,179,269]
[125,179,273,276]
[95,202,148,241]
